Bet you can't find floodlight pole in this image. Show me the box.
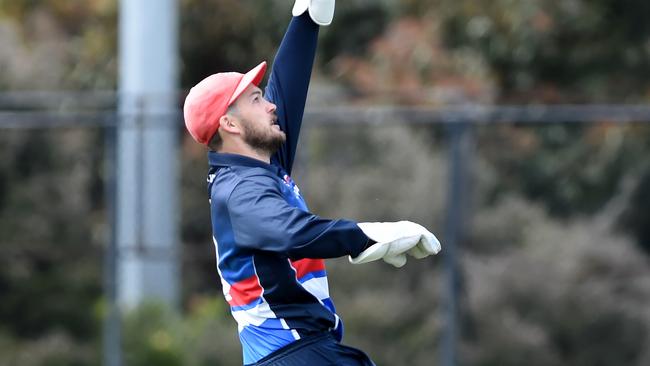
[109,0,180,365]
[116,0,179,308]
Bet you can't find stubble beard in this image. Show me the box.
[240,117,286,156]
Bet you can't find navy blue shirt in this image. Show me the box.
[205,14,369,365]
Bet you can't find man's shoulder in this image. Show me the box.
[210,166,280,202]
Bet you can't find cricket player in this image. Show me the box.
[183,1,441,365]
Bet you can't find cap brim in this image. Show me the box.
[228,61,267,106]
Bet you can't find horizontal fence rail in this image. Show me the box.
[2,95,649,366]
[2,100,650,129]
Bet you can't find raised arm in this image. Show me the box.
[265,13,320,175]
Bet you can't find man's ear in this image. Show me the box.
[219,114,240,134]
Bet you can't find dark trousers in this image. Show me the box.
[250,332,376,366]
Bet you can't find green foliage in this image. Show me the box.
[301,126,650,365]
[122,303,184,366]
[463,192,650,366]
[1,1,650,366]
[319,1,390,64]
[0,0,117,89]
[180,0,290,88]
[0,330,98,366]
[122,298,240,366]
[0,297,239,366]
[619,167,650,254]
[0,129,103,340]
[440,0,650,101]
[478,123,644,217]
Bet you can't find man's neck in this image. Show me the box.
[218,142,271,164]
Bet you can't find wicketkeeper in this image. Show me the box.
[183,1,441,365]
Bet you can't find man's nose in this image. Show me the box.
[266,100,277,113]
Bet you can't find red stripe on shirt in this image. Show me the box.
[290,258,326,280]
[228,275,263,307]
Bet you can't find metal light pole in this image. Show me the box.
[116,0,180,309]
[107,1,180,364]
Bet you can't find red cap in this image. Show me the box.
[183,61,267,145]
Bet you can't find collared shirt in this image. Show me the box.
[204,15,369,365]
[207,152,368,364]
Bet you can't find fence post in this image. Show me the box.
[441,121,474,366]
[103,116,122,366]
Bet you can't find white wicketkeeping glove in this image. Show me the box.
[349,221,441,268]
[293,0,336,26]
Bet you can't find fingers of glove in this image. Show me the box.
[400,221,441,255]
[309,0,336,26]
[359,222,439,254]
[292,0,310,16]
[386,235,421,256]
[420,232,442,255]
[407,244,430,259]
[407,222,438,243]
[405,233,442,259]
[383,253,407,268]
[349,241,390,264]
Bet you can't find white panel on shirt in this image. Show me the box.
[300,276,330,301]
[212,237,232,300]
[231,300,277,327]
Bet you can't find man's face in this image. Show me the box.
[230,85,285,154]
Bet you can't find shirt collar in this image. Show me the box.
[208,151,282,176]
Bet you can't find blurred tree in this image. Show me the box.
[464,193,650,366]
[0,2,114,352]
[180,0,289,88]
[440,0,650,102]
[619,167,650,254]
[318,1,390,65]
[422,0,650,250]
[0,129,103,340]
[1,1,650,365]
[0,0,117,89]
[477,123,639,217]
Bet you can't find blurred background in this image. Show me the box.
[1,0,650,365]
